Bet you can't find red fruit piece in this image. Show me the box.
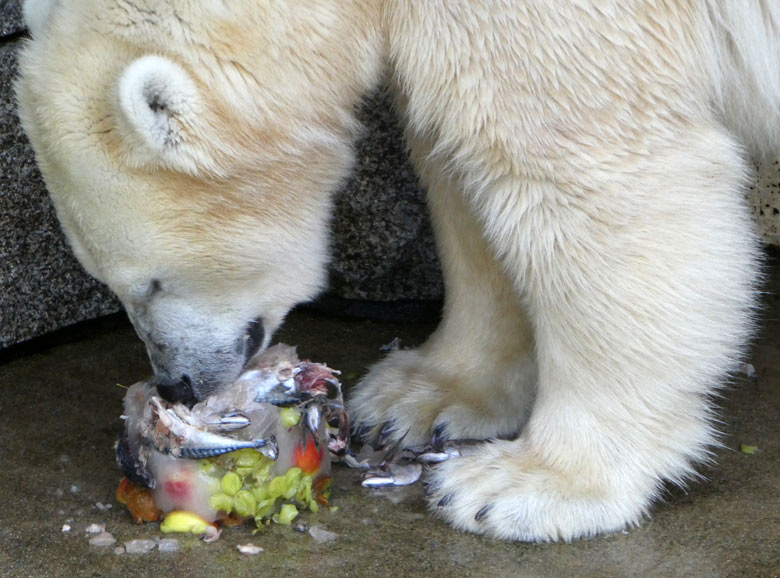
[293,432,324,474]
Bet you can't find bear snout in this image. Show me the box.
[154,374,196,405]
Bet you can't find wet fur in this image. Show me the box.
[17,0,779,541]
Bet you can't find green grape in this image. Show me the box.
[233,449,264,468]
[220,472,242,497]
[208,492,233,514]
[255,498,276,520]
[273,504,299,525]
[233,490,257,518]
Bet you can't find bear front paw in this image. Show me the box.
[348,348,528,450]
[425,438,652,542]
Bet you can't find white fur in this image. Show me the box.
[15,0,778,542]
[22,0,56,38]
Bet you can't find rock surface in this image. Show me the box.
[0,1,23,37]
[1,40,121,349]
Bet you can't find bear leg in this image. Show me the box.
[348,133,538,449]
[427,126,760,541]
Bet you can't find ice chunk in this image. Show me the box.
[308,525,338,543]
[157,538,181,552]
[89,532,116,547]
[117,344,345,530]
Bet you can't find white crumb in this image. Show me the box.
[236,543,264,555]
[85,523,105,534]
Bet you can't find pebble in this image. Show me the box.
[89,532,116,547]
[308,525,338,543]
[236,543,264,555]
[157,538,181,552]
[124,539,157,554]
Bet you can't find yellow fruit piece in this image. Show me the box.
[160,510,209,534]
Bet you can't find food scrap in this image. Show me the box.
[115,345,346,534]
[236,543,264,555]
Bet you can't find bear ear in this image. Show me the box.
[23,0,58,37]
[116,55,206,173]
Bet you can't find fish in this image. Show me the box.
[361,462,423,487]
[150,398,278,460]
[117,344,348,486]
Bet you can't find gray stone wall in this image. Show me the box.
[1,13,123,349]
[0,1,21,36]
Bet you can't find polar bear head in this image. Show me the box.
[16,0,382,401]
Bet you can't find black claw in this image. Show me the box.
[437,493,454,508]
[380,428,411,465]
[422,479,440,497]
[475,504,492,522]
[430,422,449,452]
[351,423,372,441]
[373,420,398,449]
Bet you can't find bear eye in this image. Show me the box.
[136,279,163,302]
[244,317,265,362]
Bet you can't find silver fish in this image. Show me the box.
[150,398,278,460]
[361,462,423,488]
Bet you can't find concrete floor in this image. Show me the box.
[1,264,778,578]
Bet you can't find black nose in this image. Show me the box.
[245,317,265,362]
[155,374,196,405]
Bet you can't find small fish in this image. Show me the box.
[179,437,278,460]
[151,398,278,460]
[412,440,483,463]
[202,411,251,432]
[361,462,422,487]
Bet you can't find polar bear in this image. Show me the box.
[15,1,780,541]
